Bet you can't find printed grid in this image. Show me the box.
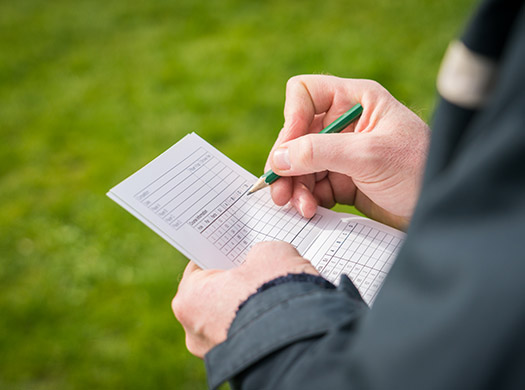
[135,148,240,228]
[134,147,323,264]
[197,189,322,264]
[316,221,401,303]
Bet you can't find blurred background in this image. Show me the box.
[1,0,476,388]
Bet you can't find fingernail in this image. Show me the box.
[273,147,291,170]
[298,199,306,217]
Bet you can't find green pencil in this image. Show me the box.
[247,103,363,195]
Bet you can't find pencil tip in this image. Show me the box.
[247,177,269,195]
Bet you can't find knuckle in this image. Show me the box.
[246,241,292,265]
[358,133,374,153]
[364,79,382,90]
[282,114,304,138]
[185,335,200,357]
[171,294,186,322]
[286,75,303,90]
[361,79,392,101]
[355,78,382,92]
[249,241,296,259]
[247,241,271,258]
[359,135,381,163]
[362,135,395,174]
[295,135,315,169]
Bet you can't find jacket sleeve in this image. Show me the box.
[205,274,368,389]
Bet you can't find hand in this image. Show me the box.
[172,242,318,358]
[266,75,430,230]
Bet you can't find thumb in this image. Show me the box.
[269,133,372,177]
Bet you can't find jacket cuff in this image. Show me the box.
[237,272,337,311]
[204,274,367,389]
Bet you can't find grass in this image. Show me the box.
[1,0,476,388]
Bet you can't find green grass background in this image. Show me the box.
[1,0,476,388]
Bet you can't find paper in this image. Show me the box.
[108,133,405,304]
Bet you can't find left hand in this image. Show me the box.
[172,241,319,358]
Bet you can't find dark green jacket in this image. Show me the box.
[205,0,525,388]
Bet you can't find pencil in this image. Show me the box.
[247,103,363,195]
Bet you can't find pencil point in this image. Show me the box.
[247,177,269,195]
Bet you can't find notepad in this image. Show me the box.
[107,133,405,304]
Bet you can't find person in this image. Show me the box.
[172,0,525,388]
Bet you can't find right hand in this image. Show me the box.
[266,75,430,230]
